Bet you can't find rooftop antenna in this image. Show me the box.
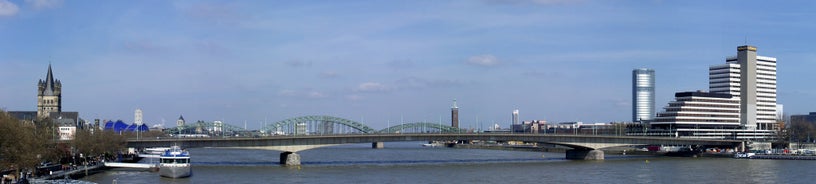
[744,36,748,45]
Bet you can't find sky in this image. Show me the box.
[1,0,815,130]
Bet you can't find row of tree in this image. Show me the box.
[1,111,126,174]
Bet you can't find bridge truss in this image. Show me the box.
[262,115,377,135]
[165,121,249,137]
[378,122,463,134]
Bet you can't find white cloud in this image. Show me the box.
[355,82,390,92]
[466,54,500,67]
[25,0,62,9]
[0,0,19,17]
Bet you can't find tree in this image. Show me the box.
[790,121,816,143]
[0,111,52,172]
[73,129,127,159]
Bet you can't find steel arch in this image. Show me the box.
[262,115,376,134]
[379,122,463,133]
[166,121,247,134]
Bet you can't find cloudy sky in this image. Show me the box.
[2,0,815,130]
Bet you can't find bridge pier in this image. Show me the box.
[372,142,384,149]
[280,152,301,166]
[565,149,604,160]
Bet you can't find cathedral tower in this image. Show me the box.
[37,64,62,119]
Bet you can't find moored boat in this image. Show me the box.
[158,146,191,178]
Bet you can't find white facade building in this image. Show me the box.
[709,45,777,130]
[632,68,656,123]
[638,46,778,140]
[135,108,143,126]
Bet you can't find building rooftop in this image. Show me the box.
[675,91,732,98]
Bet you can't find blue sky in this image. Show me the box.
[1,0,815,130]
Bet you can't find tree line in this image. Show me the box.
[1,110,126,175]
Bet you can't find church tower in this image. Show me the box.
[37,64,62,119]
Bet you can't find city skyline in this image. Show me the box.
[2,1,816,129]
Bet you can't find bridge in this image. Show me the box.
[142,115,746,165]
[127,133,744,165]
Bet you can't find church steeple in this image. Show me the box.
[44,64,56,95]
[38,64,62,119]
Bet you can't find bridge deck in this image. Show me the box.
[128,133,743,151]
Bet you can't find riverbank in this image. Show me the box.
[452,143,657,155]
[747,154,816,160]
[452,143,746,158]
[35,164,107,180]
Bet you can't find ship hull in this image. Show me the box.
[159,165,191,178]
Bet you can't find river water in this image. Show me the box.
[81,142,811,184]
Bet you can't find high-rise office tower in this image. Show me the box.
[135,108,143,125]
[709,45,776,130]
[512,109,519,125]
[632,68,655,123]
[451,99,459,128]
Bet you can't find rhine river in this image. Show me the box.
[81,142,811,183]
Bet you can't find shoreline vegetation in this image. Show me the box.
[1,110,128,183]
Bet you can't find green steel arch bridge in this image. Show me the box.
[163,115,464,136]
[165,120,251,136]
[260,115,463,135]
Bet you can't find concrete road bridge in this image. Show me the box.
[127,133,744,165]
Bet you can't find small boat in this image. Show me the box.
[144,147,172,155]
[158,146,191,178]
[734,152,755,159]
[422,143,437,147]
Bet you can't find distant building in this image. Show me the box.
[451,99,459,128]
[8,64,81,140]
[295,123,307,135]
[790,112,816,126]
[38,64,62,119]
[776,104,784,121]
[512,109,519,125]
[641,45,778,140]
[519,120,546,133]
[649,91,742,138]
[135,108,143,126]
[177,115,186,127]
[709,45,777,131]
[103,120,148,133]
[632,68,655,123]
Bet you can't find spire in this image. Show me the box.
[43,64,56,96]
[452,99,458,109]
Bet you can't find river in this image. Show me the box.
[80,142,811,183]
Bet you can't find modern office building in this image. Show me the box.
[648,91,742,138]
[511,109,520,132]
[632,68,655,123]
[636,45,778,140]
[135,108,143,126]
[512,109,519,125]
[709,45,777,130]
[451,99,459,128]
